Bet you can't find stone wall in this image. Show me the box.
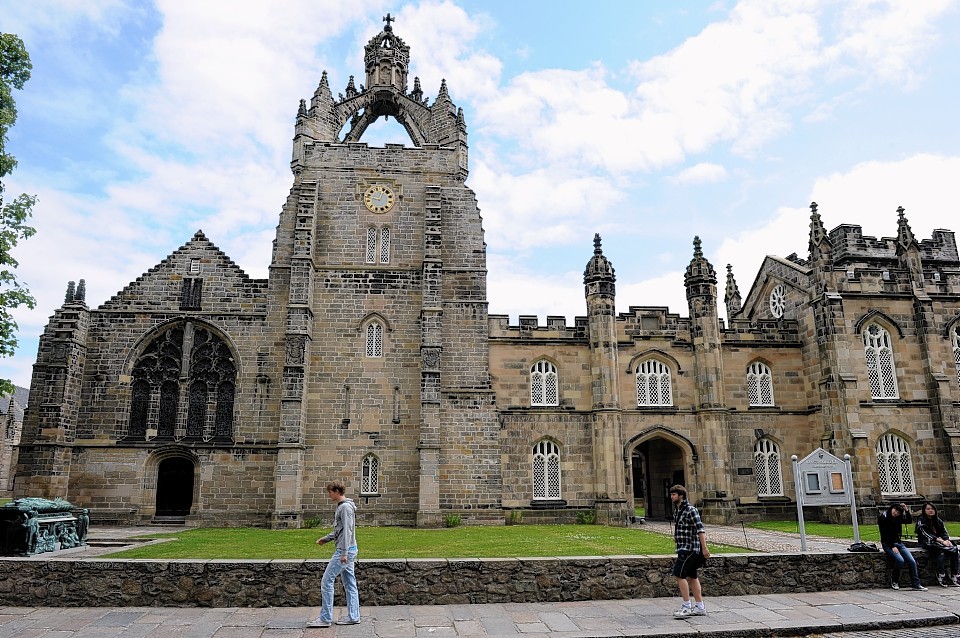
[0,551,933,608]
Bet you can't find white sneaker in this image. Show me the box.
[673,605,694,618]
[689,606,706,616]
[891,582,899,590]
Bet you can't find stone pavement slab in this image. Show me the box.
[1,587,959,637]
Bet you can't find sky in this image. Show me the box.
[2,0,960,389]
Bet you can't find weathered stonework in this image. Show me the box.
[0,551,935,608]
[12,19,960,526]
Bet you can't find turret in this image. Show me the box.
[723,264,741,320]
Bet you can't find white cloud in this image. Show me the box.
[667,162,728,185]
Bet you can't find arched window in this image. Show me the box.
[361,454,380,494]
[637,359,672,406]
[876,433,915,496]
[863,323,898,399]
[365,225,391,264]
[952,325,960,387]
[747,362,774,406]
[365,321,383,357]
[126,322,236,442]
[532,439,561,500]
[365,226,377,263]
[754,439,783,496]
[530,360,558,406]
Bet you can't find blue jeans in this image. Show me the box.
[319,546,359,622]
[883,542,920,587]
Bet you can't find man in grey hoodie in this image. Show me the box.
[307,480,360,628]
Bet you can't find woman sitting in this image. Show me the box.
[915,501,960,587]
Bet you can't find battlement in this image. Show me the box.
[488,315,588,340]
[828,224,959,265]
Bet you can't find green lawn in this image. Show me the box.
[106,525,746,560]
[748,519,959,542]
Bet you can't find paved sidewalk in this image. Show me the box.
[1,587,958,637]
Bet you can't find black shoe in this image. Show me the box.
[937,573,947,587]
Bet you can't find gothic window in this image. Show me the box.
[636,359,673,407]
[361,454,380,494]
[379,226,390,263]
[754,439,783,496]
[365,225,391,264]
[365,226,377,263]
[532,439,561,500]
[365,321,383,357]
[180,278,203,310]
[530,360,558,407]
[876,433,915,496]
[952,325,960,387]
[863,323,898,399]
[769,284,785,318]
[126,322,237,442]
[747,362,774,406]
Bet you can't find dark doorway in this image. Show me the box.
[635,438,685,520]
[156,457,194,516]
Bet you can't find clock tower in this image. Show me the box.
[270,15,497,527]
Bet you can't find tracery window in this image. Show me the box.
[365,225,391,264]
[530,360,558,407]
[361,454,380,495]
[126,322,236,442]
[754,439,783,496]
[532,439,561,500]
[952,325,960,387]
[365,321,384,357]
[747,362,774,406]
[769,284,785,318]
[863,323,898,399]
[637,359,673,407]
[876,433,915,496]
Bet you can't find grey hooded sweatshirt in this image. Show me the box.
[321,498,357,551]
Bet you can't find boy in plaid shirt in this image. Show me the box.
[670,485,710,618]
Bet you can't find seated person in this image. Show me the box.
[915,501,960,587]
[878,502,927,591]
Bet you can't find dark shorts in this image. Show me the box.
[673,551,701,579]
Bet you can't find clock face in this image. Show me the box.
[363,185,395,213]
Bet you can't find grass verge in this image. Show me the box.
[106,524,746,560]
[748,519,959,542]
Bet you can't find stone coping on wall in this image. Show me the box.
[0,551,928,608]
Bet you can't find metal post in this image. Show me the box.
[844,454,860,543]
[792,455,807,552]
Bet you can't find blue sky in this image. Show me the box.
[2,0,960,389]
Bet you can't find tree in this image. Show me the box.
[0,33,37,396]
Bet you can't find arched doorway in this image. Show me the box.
[155,457,195,517]
[634,437,686,520]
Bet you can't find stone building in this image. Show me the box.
[13,19,960,526]
[0,385,28,496]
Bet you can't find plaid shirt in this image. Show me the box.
[673,500,705,553]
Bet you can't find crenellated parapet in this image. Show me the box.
[489,315,588,341]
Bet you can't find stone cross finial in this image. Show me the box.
[897,205,905,219]
[810,201,818,215]
[383,13,395,30]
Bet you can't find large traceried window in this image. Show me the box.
[365,321,383,357]
[530,359,558,407]
[637,359,673,406]
[876,433,915,496]
[863,323,899,399]
[361,454,380,494]
[532,439,561,500]
[747,362,774,406]
[952,325,960,387]
[754,439,783,496]
[126,321,236,442]
[365,225,390,264]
